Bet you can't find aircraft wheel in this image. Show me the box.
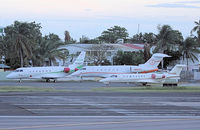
[105,83,110,87]
[46,79,50,82]
[142,83,147,86]
[80,76,83,82]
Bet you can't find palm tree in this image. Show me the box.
[4,21,42,67]
[5,28,32,67]
[154,25,183,53]
[14,33,33,67]
[143,43,151,62]
[33,34,68,66]
[0,35,5,57]
[154,25,183,69]
[64,30,71,44]
[191,20,200,43]
[181,37,200,71]
[44,42,68,66]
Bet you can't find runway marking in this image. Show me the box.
[0,118,199,130]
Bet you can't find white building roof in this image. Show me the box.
[0,64,10,68]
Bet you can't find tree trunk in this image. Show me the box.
[187,58,189,71]
[20,48,23,67]
[49,59,52,66]
[144,43,151,62]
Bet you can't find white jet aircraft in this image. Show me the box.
[71,53,170,78]
[99,64,186,86]
[6,51,86,82]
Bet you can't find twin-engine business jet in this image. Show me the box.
[71,53,170,78]
[99,64,186,85]
[6,51,86,82]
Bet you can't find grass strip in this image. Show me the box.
[0,86,67,92]
[92,86,200,92]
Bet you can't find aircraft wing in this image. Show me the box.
[40,73,66,79]
[136,79,162,83]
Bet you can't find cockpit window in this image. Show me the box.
[111,75,117,78]
[14,70,23,72]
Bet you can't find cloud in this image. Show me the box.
[177,1,200,4]
[147,1,200,9]
[84,9,92,12]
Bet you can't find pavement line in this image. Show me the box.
[0,118,199,130]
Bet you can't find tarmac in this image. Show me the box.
[0,81,200,129]
[0,116,200,130]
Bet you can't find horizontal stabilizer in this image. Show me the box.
[139,53,170,68]
[169,64,186,75]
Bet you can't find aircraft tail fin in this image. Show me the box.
[169,64,186,75]
[140,53,170,68]
[71,51,86,67]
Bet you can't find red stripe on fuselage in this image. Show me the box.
[74,69,158,76]
[139,69,159,73]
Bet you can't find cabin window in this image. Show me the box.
[111,75,117,78]
[14,70,23,72]
[81,68,86,70]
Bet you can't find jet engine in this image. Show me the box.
[64,68,70,73]
[151,74,166,79]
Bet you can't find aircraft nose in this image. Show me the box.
[99,78,108,82]
[6,73,13,79]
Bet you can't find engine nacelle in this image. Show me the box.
[162,75,166,78]
[151,74,156,79]
[75,68,79,71]
[64,68,70,73]
[151,74,166,79]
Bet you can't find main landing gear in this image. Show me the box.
[142,82,147,86]
[19,79,22,83]
[45,79,56,83]
[46,79,50,82]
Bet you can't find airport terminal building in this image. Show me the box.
[58,43,200,70]
[58,43,144,65]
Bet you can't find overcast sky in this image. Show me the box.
[0,0,199,40]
